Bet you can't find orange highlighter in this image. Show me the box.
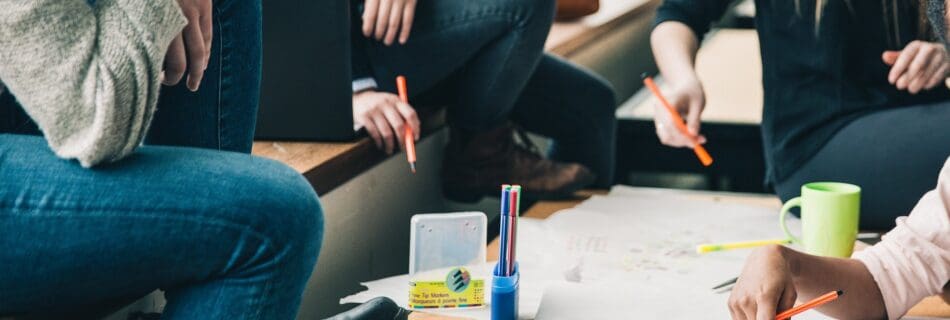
[396,76,417,173]
[642,75,713,167]
[775,290,843,320]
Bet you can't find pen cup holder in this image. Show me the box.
[491,262,519,320]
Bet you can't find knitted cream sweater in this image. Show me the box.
[0,0,187,167]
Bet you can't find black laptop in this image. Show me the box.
[255,0,355,141]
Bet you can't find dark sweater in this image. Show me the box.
[351,1,374,82]
[655,0,950,184]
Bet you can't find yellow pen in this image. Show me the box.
[696,238,792,254]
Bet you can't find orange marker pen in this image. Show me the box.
[396,76,417,173]
[642,75,713,166]
[775,290,843,320]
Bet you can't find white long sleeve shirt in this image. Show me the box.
[854,157,950,319]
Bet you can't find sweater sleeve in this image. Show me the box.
[853,157,950,320]
[0,0,187,167]
[654,0,734,39]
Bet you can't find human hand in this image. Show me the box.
[728,245,798,320]
[653,77,707,148]
[353,90,421,154]
[361,0,418,46]
[163,0,213,91]
[883,40,949,94]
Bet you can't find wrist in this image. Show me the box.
[665,71,701,89]
[777,245,803,281]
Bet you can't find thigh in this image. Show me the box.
[775,103,950,230]
[0,134,320,315]
[359,0,547,95]
[146,0,262,153]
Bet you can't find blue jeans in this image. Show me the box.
[354,0,617,187]
[146,0,263,153]
[0,0,323,319]
[0,135,322,319]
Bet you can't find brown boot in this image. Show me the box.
[442,125,596,202]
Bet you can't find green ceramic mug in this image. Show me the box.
[779,182,861,258]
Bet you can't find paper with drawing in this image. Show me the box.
[342,186,826,319]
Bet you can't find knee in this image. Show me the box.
[256,160,324,257]
[223,157,324,261]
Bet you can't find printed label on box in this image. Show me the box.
[408,267,484,309]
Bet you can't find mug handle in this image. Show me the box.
[780,197,803,244]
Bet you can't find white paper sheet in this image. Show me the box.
[542,194,801,288]
[342,187,816,319]
[535,283,825,320]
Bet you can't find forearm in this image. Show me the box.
[0,0,186,167]
[650,21,701,85]
[783,247,887,319]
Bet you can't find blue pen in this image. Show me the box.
[493,185,520,319]
[499,185,510,276]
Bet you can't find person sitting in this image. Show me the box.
[727,156,950,319]
[651,0,950,230]
[349,0,618,201]
[728,1,950,317]
[0,0,322,319]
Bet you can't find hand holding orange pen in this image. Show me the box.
[642,75,713,167]
[396,76,417,173]
[775,290,843,320]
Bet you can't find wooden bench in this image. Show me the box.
[252,0,662,195]
[614,29,767,192]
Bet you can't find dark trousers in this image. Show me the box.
[775,102,950,230]
[355,0,617,187]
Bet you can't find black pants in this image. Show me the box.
[356,0,617,187]
[775,101,950,230]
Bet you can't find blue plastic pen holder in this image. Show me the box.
[491,262,519,320]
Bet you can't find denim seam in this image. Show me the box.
[215,10,225,151]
